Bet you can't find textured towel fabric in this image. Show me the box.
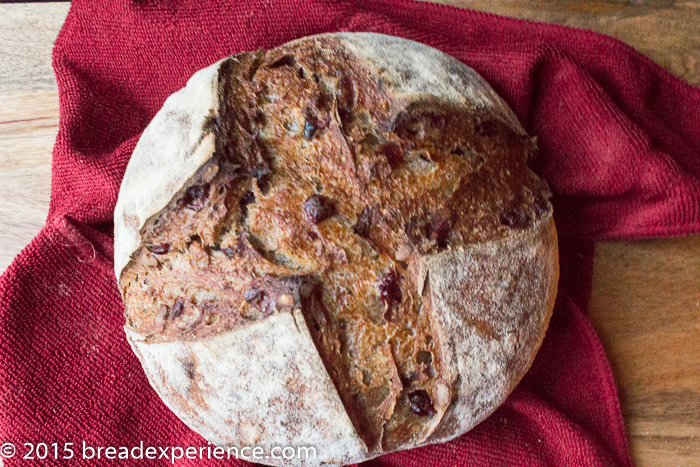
[2,1,699,466]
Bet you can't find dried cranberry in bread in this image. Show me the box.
[114,32,559,466]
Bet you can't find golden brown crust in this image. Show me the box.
[116,33,558,465]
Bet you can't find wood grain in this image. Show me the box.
[0,92,56,270]
[429,0,700,86]
[0,3,69,272]
[0,3,69,93]
[590,237,700,466]
[0,2,698,466]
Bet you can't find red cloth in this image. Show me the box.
[2,1,699,465]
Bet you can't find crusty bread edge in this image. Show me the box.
[113,58,224,279]
[423,216,559,445]
[126,311,369,467]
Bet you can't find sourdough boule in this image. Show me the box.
[114,32,559,466]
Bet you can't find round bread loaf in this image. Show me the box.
[114,33,559,466]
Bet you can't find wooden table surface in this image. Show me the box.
[1,2,698,465]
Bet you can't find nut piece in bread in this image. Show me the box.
[114,32,559,466]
